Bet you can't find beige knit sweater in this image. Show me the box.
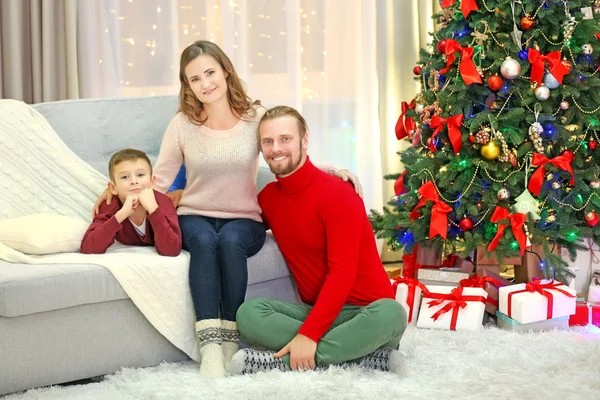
[153,106,339,222]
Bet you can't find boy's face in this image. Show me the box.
[109,159,155,202]
[259,116,308,178]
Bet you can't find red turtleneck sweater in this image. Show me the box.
[257,157,394,342]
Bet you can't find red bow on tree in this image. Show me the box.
[487,206,528,256]
[527,152,575,196]
[528,49,570,85]
[410,181,452,239]
[395,100,417,140]
[394,170,408,196]
[429,114,464,154]
[441,0,478,18]
[438,39,482,85]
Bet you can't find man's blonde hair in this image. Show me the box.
[258,106,309,142]
[108,148,152,181]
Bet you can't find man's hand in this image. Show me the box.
[93,188,113,216]
[273,334,317,371]
[115,195,139,223]
[166,189,183,207]
[337,169,363,198]
[138,188,159,214]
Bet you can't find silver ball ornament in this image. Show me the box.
[582,44,594,55]
[591,180,600,189]
[529,122,544,135]
[500,57,521,80]
[497,188,510,201]
[551,182,561,189]
[535,85,550,101]
[415,104,424,114]
[543,73,560,89]
[594,8,600,14]
[560,101,569,110]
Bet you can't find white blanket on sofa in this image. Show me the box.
[0,99,198,361]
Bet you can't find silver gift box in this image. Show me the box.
[417,267,471,284]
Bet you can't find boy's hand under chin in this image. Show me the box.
[138,188,159,214]
[115,195,140,223]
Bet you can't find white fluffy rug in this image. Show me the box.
[6,326,600,400]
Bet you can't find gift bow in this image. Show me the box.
[528,49,570,86]
[527,152,575,196]
[441,0,478,18]
[395,100,417,140]
[429,114,465,154]
[487,206,528,256]
[460,274,505,307]
[394,170,408,196]
[507,278,575,320]
[439,40,482,85]
[424,287,487,330]
[409,181,452,239]
[392,276,430,323]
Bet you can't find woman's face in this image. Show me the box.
[184,54,229,105]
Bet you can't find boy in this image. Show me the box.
[81,148,182,256]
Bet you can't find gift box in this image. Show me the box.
[415,243,442,269]
[416,286,487,331]
[569,298,600,327]
[514,244,560,284]
[496,311,569,332]
[460,269,512,315]
[499,278,576,324]
[475,245,522,266]
[566,242,600,296]
[452,257,476,273]
[587,270,600,303]
[390,277,428,326]
[418,268,472,288]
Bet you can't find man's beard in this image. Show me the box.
[267,152,302,176]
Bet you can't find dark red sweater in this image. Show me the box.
[81,190,182,257]
[258,158,394,342]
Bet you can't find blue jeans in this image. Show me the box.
[179,215,266,322]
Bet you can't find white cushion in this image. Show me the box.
[0,213,89,255]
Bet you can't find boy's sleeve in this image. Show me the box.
[80,204,122,254]
[147,192,182,256]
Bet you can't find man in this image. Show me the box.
[230,106,407,374]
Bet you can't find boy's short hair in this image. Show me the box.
[108,148,153,181]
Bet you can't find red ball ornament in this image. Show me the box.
[590,141,598,150]
[562,59,572,73]
[487,75,503,91]
[459,218,474,231]
[437,39,448,53]
[468,135,475,144]
[563,150,575,159]
[413,66,422,75]
[520,16,534,30]
[585,211,599,227]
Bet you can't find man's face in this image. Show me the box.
[259,116,308,177]
[109,159,155,202]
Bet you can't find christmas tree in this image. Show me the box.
[371,0,600,283]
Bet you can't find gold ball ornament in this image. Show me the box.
[481,141,501,160]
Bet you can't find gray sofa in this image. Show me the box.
[0,95,299,395]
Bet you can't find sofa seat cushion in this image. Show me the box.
[0,233,290,317]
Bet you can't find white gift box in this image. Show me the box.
[499,279,576,324]
[416,286,487,331]
[390,279,423,326]
[587,278,600,303]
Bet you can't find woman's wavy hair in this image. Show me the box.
[178,40,257,125]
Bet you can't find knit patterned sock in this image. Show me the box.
[358,348,402,373]
[195,319,225,378]
[230,348,290,375]
[221,320,240,373]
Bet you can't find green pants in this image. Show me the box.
[236,298,407,367]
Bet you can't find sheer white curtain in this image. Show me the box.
[77,0,382,210]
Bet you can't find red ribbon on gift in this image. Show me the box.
[527,152,575,196]
[460,274,504,307]
[392,276,430,323]
[439,40,482,85]
[528,49,569,86]
[507,277,575,320]
[441,0,478,18]
[487,206,527,256]
[410,181,452,239]
[424,287,487,330]
[394,170,407,196]
[429,114,464,154]
[402,252,418,279]
[395,100,417,140]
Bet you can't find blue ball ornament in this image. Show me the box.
[543,73,560,89]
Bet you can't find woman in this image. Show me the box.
[94,40,362,378]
